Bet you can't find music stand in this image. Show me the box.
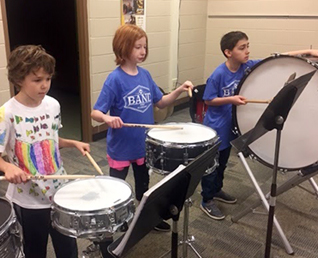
[108,142,220,258]
[231,70,316,257]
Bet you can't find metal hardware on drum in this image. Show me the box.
[146,123,220,258]
[0,198,25,258]
[146,122,219,175]
[82,243,103,258]
[51,176,135,258]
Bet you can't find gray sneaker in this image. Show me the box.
[214,190,237,204]
[200,200,225,220]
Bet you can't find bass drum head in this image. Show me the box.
[234,55,318,170]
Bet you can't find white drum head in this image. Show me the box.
[235,55,318,170]
[147,123,217,144]
[53,177,132,211]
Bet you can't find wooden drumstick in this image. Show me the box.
[0,174,96,181]
[245,99,272,104]
[188,87,192,98]
[85,151,104,175]
[123,123,183,130]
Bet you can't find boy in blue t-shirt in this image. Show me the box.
[200,31,318,220]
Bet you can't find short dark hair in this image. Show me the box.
[113,24,148,65]
[220,31,248,58]
[7,45,55,90]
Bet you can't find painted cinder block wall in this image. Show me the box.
[205,0,318,79]
[1,1,317,132]
[0,4,10,105]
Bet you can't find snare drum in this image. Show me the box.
[51,176,135,241]
[0,198,23,258]
[146,122,219,175]
[233,55,318,170]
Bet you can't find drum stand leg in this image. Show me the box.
[232,170,318,222]
[82,242,103,258]
[179,198,202,258]
[232,152,294,255]
[308,177,318,197]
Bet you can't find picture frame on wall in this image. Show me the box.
[121,0,146,30]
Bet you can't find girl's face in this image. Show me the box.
[128,36,147,65]
[18,67,52,107]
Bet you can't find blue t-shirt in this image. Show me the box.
[203,60,260,150]
[93,66,163,160]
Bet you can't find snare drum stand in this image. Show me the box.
[180,198,202,258]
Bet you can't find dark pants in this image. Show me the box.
[13,204,78,258]
[109,162,149,201]
[201,146,232,203]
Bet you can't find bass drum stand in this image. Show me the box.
[231,70,316,257]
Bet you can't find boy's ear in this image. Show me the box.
[224,49,231,58]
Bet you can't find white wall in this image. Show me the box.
[179,0,208,87]
[205,0,318,79]
[0,4,10,106]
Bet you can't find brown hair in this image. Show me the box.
[113,24,148,65]
[7,45,56,90]
[220,31,248,58]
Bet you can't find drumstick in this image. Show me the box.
[245,99,272,104]
[85,151,104,175]
[0,174,96,181]
[123,123,183,130]
[188,87,192,98]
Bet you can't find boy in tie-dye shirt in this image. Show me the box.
[0,45,90,258]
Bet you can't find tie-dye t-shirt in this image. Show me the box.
[0,96,66,209]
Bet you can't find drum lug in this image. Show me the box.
[70,214,80,234]
[183,152,189,165]
[271,52,280,57]
[160,152,165,168]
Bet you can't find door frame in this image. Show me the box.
[0,0,92,142]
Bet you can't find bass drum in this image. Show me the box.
[233,55,318,171]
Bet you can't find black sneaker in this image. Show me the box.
[214,190,237,204]
[200,200,225,220]
[154,221,171,232]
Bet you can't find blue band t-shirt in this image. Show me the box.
[203,60,260,150]
[94,66,163,160]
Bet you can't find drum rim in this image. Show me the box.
[52,176,133,212]
[146,122,218,145]
[232,54,317,171]
[0,197,14,234]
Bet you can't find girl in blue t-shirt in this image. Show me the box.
[91,24,193,239]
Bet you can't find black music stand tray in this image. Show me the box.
[231,70,316,257]
[108,142,220,258]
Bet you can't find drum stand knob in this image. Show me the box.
[82,243,103,258]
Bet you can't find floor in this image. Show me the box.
[1,108,318,258]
